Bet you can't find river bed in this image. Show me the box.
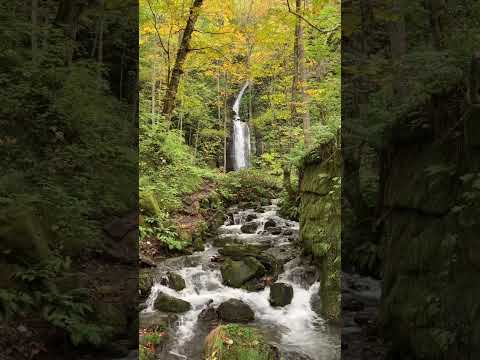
[141,200,341,360]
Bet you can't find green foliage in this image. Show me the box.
[1,256,110,346]
[139,118,218,250]
[206,324,275,360]
[217,169,281,205]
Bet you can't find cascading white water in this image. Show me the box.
[142,201,340,360]
[232,82,251,170]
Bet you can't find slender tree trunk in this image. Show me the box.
[91,20,99,57]
[179,107,183,130]
[223,71,228,172]
[131,70,138,124]
[428,0,447,50]
[162,0,204,121]
[31,0,38,63]
[283,165,296,203]
[298,0,310,146]
[119,49,125,99]
[96,5,104,85]
[151,61,156,121]
[217,71,221,124]
[292,0,310,147]
[389,0,407,99]
[195,120,200,156]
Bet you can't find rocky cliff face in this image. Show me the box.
[299,140,341,322]
[380,103,480,358]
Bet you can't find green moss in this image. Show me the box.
[298,145,340,322]
[205,324,275,360]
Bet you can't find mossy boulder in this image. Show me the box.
[240,222,259,234]
[221,257,265,288]
[263,219,276,229]
[205,324,276,360]
[269,283,294,307]
[154,293,191,313]
[167,272,186,291]
[218,244,269,258]
[140,311,176,331]
[139,269,155,298]
[218,245,280,277]
[193,237,205,252]
[217,299,255,323]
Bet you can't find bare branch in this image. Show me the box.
[146,0,170,58]
[193,29,235,35]
[286,0,340,34]
[187,46,233,63]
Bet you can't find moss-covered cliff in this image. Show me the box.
[299,140,341,322]
[380,104,480,358]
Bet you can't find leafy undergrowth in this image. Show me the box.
[139,122,218,253]
[0,256,111,351]
[139,327,168,360]
[139,122,282,256]
[205,324,275,360]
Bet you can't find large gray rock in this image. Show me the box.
[221,257,265,288]
[264,219,276,229]
[139,269,154,298]
[217,299,254,323]
[269,282,294,307]
[218,244,269,258]
[240,222,259,234]
[167,272,186,291]
[154,293,191,313]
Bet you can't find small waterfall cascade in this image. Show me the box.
[232,82,251,170]
[142,200,340,360]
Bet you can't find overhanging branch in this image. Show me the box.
[286,0,340,34]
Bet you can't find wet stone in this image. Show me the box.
[240,221,259,234]
[217,298,255,323]
[154,293,191,313]
[167,272,186,291]
[264,219,276,229]
[269,282,294,307]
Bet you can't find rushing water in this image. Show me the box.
[142,200,340,360]
[232,82,251,170]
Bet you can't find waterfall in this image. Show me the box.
[232,82,251,170]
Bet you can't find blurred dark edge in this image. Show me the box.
[342,0,480,359]
[0,0,139,359]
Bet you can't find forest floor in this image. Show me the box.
[1,257,137,360]
[140,181,218,262]
[172,181,216,236]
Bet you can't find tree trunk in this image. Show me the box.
[97,4,104,83]
[428,0,447,50]
[283,165,297,203]
[223,71,228,172]
[292,0,311,147]
[162,0,204,121]
[31,0,38,63]
[194,120,200,156]
[151,61,156,121]
[119,49,125,99]
[389,0,407,99]
[55,0,96,65]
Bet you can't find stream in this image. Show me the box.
[141,200,340,360]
